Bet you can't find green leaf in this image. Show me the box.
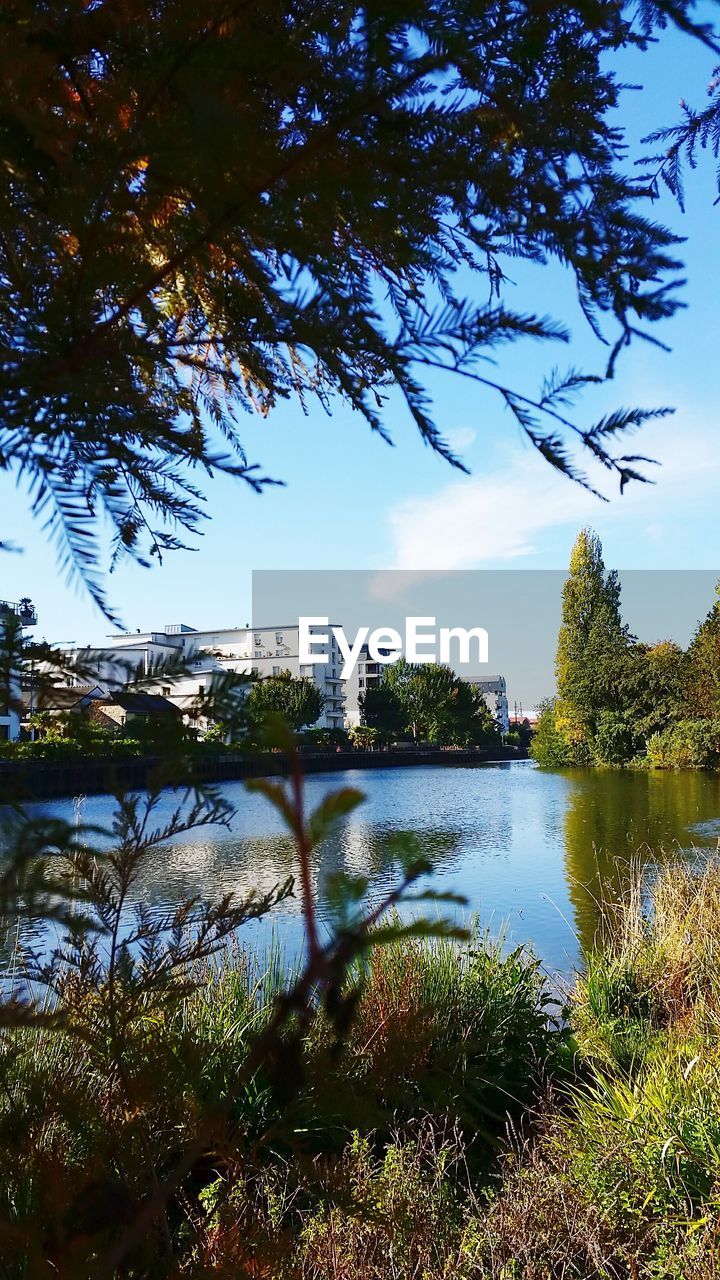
[244,778,296,832]
[307,787,364,849]
[324,871,370,925]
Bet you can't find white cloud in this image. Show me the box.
[384,412,720,570]
[387,457,597,568]
[442,426,477,455]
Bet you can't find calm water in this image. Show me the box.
[7,761,720,977]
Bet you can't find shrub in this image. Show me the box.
[647,719,720,770]
[298,1125,468,1280]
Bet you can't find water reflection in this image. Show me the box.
[562,768,720,955]
[1,762,719,977]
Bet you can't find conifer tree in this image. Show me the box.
[555,528,629,755]
[0,0,705,612]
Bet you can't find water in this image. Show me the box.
[5,761,720,979]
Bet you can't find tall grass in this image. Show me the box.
[0,928,559,1276]
[7,860,720,1277]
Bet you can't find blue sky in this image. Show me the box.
[3,14,720,645]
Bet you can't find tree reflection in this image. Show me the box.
[562,768,720,954]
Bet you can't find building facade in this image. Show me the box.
[65,620,509,736]
[67,621,346,731]
[462,676,510,736]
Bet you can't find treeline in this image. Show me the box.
[360,659,500,746]
[10,662,501,759]
[533,528,720,770]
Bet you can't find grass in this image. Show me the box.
[7,861,720,1275]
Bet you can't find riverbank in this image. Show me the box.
[3,854,720,1276]
[0,742,527,800]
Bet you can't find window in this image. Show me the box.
[162,686,171,696]
[254,634,262,646]
[273,666,280,676]
[275,633,283,645]
[359,678,365,688]
[198,684,205,695]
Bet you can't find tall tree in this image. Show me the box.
[0,0,704,612]
[686,585,720,720]
[555,527,630,753]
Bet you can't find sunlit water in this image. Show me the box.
[4,761,720,979]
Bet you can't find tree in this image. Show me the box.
[530,699,573,768]
[348,724,379,751]
[246,670,324,733]
[593,709,641,765]
[686,586,720,720]
[555,528,630,757]
[616,639,687,742]
[449,680,500,746]
[374,659,497,744]
[0,0,701,612]
[360,680,406,740]
[644,65,720,211]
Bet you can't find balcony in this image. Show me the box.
[0,598,37,627]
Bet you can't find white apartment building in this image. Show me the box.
[67,622,346,731]
[343,644,388,726]
[66,621,509,736]
[462,676,510,736]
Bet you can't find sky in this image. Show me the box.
[3,14,720,647]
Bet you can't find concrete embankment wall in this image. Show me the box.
[0,745,528,802]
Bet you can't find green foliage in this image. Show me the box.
[369,660,499,745]
[348,725,379,750]
[246,670,324,733]
[359,681,406,739]
[0,734,145,761]
[0,929,560,1275]
[593,710,641,766]
[555,528,630,751]
[296,1125,469,1280]
[0,1,696,610]
[299,727,348,749]
[686,586,720,720]
[341,933,560,1138]
[529,699,574,767]
[545,532,715,770]
[647,718,720,770]
[617,639,688,741]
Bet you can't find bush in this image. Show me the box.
[647,719,720,770]
[0,735,147,761]
[299,727,349,749]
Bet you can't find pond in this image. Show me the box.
[5,761,720,979]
